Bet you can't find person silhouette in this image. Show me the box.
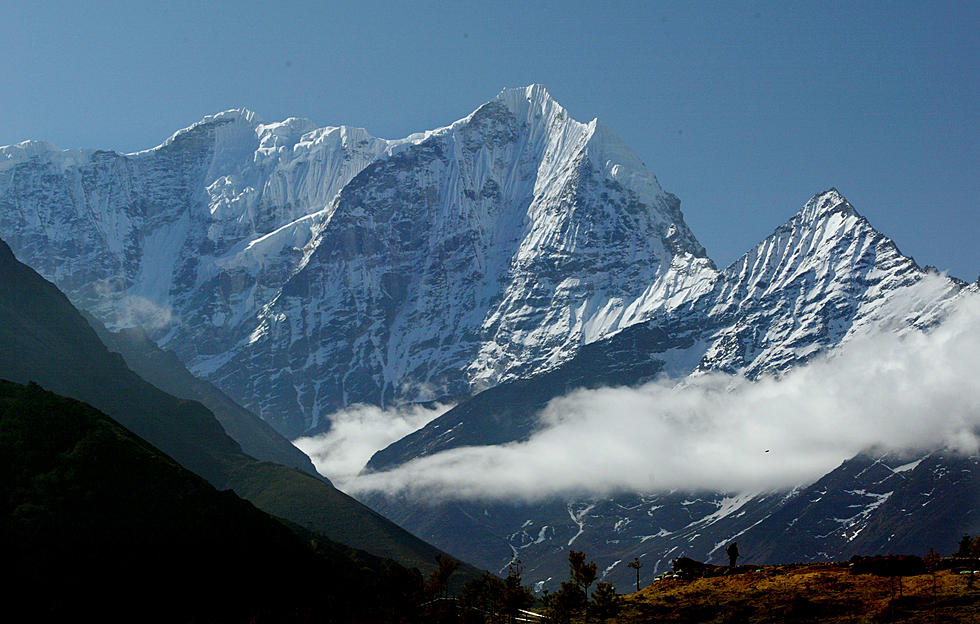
[726,542,739,569]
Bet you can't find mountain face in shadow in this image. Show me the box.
[83,314,320,476]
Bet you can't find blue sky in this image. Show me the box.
[2,1,976,279]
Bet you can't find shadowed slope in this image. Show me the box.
[0,379,422,622]
[85,315,320,476]
[0,238,477,577]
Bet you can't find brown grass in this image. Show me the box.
[617,563,980,623]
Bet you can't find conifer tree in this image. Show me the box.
[590,582,621,622]
[425,554,460,600]
[569,550,598,623]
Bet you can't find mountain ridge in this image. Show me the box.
[0,378,436,622]
[83,312,321,476]
[366,188,964,471]
[0,85,718,437]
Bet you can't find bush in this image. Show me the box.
[957,534,980,557]
[591,582,621,622]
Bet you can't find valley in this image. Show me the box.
[1,84,976,601]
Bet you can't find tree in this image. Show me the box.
[627,557,642,593]
[590,582,621,622]
[958,534,972,556]
[459,561,534,624]
[373,558,424,622]
[503,559,534,622]
[958,534,980,557]
[460,573,506,624]
[425,554,461,601]
[569,551,598,593]
[545,581,585,624]
[569,550,598,624]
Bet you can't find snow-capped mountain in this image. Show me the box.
[362,190,972,592]
[698,189,960,376]
[368,190,965,470]
[0,107,412,436]
[0,110,390,337]
[0,85,715,437]
[2,86,974,593]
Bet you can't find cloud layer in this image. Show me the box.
[349,286,980,501]
[293,402,449,488]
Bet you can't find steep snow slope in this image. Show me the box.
[0,108,397,345]
[699,189,960,376]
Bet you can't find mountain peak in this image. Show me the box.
[491,84,572,125]
[0,140,95,173]
[173,108,265,139]
[797,188,860,223]
[493,83,557,106]
[0,140,54,171]
[199,107,264,127]
[255,116,320,152]
[146,107,264,154]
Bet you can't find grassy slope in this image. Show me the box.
[621,562,980,623]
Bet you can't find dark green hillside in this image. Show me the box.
[0,238,475,578]
[85,316,320,477]
[0,239,240,485]
[0,380,421,622]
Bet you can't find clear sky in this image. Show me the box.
[2,1,977,279]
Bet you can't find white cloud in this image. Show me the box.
[349,285,980,501]
[293,403,450,489]
[115,294,174,330]
[93,280,174,330]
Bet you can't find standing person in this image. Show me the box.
[726,542,739,569]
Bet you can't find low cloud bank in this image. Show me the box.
[93,281,175,331]
[294,403,449,488]
[349,287,980,501]
[116,294,174,330]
